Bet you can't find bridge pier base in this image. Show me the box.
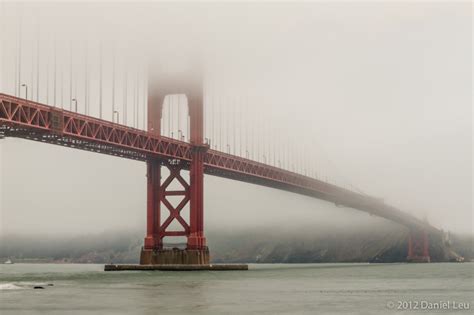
[140,247,210,265]
[407,229,430,263]
[407,256,431,263]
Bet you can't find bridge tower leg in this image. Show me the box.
[407,229,430,263]
[140,71,209,265]
[142,89,164,251]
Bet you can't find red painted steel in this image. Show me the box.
[145,87,164,249]
[0,94,193,162]
[407,229,430,262]
[144,160,161,249]
[0,93,434,238]
[187,91,207,249]
[143,77,207,250]
[159,162,191,237]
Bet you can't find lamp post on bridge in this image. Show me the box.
[113,110,120,124]
[71,98,78,112]
[21,84,28,100]
[179,130,187,141]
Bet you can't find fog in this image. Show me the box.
[0,2,472,238]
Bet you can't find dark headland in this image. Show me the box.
[1,224,471,264]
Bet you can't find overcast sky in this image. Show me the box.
[0,1,472,238]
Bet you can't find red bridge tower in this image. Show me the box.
[140,70,209,265]
[407,229,430,263]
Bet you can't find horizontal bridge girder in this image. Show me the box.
[163,190,187,196]
[162,231,188,237]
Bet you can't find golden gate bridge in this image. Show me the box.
[0,13,436,265]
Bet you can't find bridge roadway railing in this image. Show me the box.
[0,93,432,231]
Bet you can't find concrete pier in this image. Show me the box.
[104,264,248,271]
[407,256,431,263]
[140,247,210,265]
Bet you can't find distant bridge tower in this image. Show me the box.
[407,229,430,263]
[140,66,209,265]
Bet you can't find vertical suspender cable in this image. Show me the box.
[202,81,205,141]
[171,95,174,138]
[257,103,260,162]
[233,99,236,154]
[0,2,4,94]
[260,103,263,162]
[99,41,103,119]
[69,41,73,110]
[178,93,181,138]
[112,48,115,122]
[219,96,222,150]
[211,85,214,147]
[187,111,190,142]
[36,25,40,102]
[74,56,77,110]
[60,64,64,109]
[133,71,136,128]
[14,44,18,96]
[84,41,88,115]
[240,96,243,157]
[168,96,171,137]
[273,130,276,167]
[17,18,22,97]
[136,69,139,128]
[245,96,248,158]
[30,34,34,100]
[59,41,63,108]
[143,69,146,130]
[226,96,229,152]
[53,38,56,107]
[208,84,212,144]
[124,66,128,125]
[250,97,254,160]
[286,139,289,170]
[46,40,49,104]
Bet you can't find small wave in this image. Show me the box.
[0,283,24,290]
[9,282,52,287]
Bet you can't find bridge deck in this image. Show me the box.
[0,93,429,229]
